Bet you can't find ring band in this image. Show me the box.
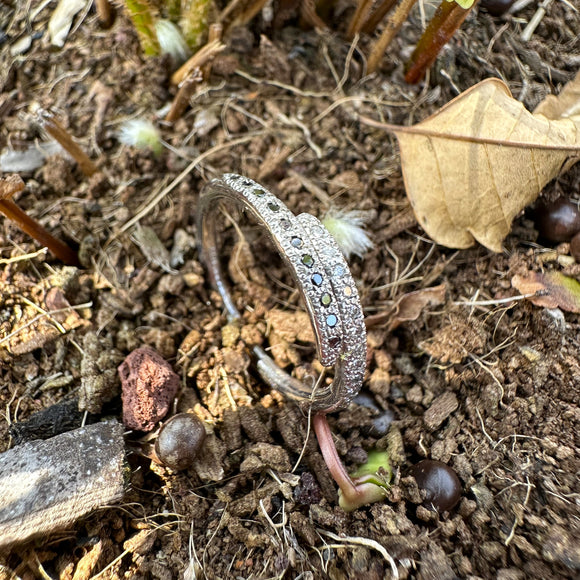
[197,174,367,412]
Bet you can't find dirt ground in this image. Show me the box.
[1,1,580,579]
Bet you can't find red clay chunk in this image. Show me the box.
[119,346,180,431]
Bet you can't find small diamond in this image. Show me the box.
[268,202,280,212]
[344,286,352,296]
[312,273,323,286]
[280,219,291,230]
[252,188,265,196]
[291,237,302,248]
[302,254,314,267]
[333,265,345,277]
[326,314,337,327]
[242,179,253,187]
[321,293,332,306]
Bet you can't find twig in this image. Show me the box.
[361,0,398,35]
[347,0,374,38]
[368,0,419,74]
[171,40,225,85]
[40,111,97,176]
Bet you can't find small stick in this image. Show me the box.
[404,0,478,84]
[367,0,419,74]
[171,40,225,85]
[95,0,113,28]
[201,22,223,79]
[165,70,203,123]
[0,175,80,267]
[361,0,398,35]
[39,111,97,176]
[347,0,374,38]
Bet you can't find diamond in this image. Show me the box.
[344,286,352,296]
[321,293,332,306]
[252,188,265,196]
[326,314,338,327]
[291,236,302,248]
[302,254,314,267]
[312,273,323,286]
[268,202,280,212]
[280,219,291,230]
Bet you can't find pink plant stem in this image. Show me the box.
[313,412,359,499]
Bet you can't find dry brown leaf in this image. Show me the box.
[365,284,446,330]
[512,271,580,313]
[364,73,580,251]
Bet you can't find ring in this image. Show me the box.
[197,174,367,412]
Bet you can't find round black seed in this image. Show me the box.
[291,237,303,248]
[312,273,323,286]
[302,254,314,267]
[326,314,337,327]
[321,293,331,306]
[268,202,280,212]
[280,219,291,230]
[252,188,265,196]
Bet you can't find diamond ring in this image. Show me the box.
[197,174,367,412]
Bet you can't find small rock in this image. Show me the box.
[119,346,180,431]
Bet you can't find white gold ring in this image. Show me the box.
[197,174,367,412]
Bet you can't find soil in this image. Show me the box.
[1,1,580,579]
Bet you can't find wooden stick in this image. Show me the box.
[41,113,97,176]
[361,0,398,35]
[367,0,418,74]
[347,0,374,38]
[0,198,81,266]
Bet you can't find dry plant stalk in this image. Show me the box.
[166,70,203,123]
[95,0,113,28]
[39,111,97,176]
[171,39,226,85]
[361,0,398,34]
[202,23,223,79]
[300,0,328,29]
[220,0,269,30]
[0,175,81,267]
[367,0,418,73]
[347,0,374,37]
[405,0,477,84]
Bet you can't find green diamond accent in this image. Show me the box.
[321,293,332,307]
[301,254,314,267]
[252,188,265,196]
[268,202,280,212]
